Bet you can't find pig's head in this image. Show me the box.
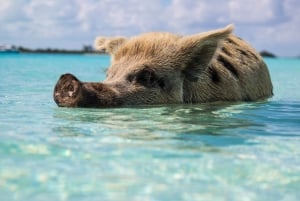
[54,25,233,108]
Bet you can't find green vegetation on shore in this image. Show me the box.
[16,45,101,54]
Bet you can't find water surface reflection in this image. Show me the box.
[52,102,267,150]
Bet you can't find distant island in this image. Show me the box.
[0,44,103,54]
[17,45,102,54]
[259,50,277,58]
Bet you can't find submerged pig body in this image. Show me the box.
[54,25,273,108]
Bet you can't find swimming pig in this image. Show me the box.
[53,24,273,108]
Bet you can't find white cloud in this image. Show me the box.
[75,0,166,35]
[23,0,80,38]
[228,0,274,23]
[277,0,300,43]
[0,0,299,56]
[164,0,208,31]
[0,1,12,19]
[225,0,300,56]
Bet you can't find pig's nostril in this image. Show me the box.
[65,83,74,92]
[64,83,78,97]
[68,91,74,97]
[54,92,60,97]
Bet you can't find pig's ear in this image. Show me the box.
[94,37,127,55]
[179,24,234,82]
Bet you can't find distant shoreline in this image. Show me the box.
[2,45,297,59]
[0,45,106,55]
[17,47,103,55]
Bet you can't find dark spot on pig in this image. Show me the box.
[208,66,221,83]
[217,55,239,78]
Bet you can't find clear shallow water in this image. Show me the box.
[0,53,300,201]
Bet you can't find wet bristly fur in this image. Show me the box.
[54,24,273,108]
[182,35,273,103]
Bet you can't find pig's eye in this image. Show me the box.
[136,69,157,88]
[134,68,165,88]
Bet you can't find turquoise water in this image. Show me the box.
[0,53,300,201]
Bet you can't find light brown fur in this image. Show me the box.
[54,25,273,108]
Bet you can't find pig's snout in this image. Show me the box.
[54,73,121,108]
[54,73,82,107]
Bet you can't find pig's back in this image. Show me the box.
[183,35,273,103]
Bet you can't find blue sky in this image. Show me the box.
[0,0,299,57]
